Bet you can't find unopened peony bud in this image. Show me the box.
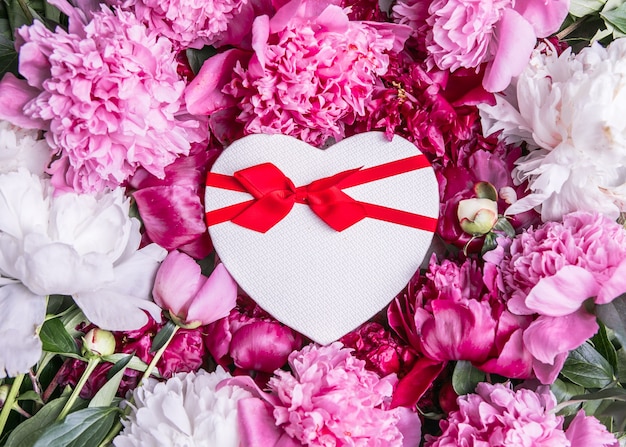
[82,328,116,358]
[457,198,498,236]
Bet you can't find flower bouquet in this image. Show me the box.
[1,0,626,445]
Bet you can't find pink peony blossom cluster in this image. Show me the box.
[423,0,569,92]
[108,0,250,49]
[0,3,206,193]
[268,342,407,446]
[425,382,618,447]
[185,0,410,146]
[486,211,626,383]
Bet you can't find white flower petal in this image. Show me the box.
[0,283,46,378]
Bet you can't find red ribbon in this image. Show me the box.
[206,155,438,233]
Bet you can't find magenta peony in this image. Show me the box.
[0,2,206,193]
[185,0,410,146]
[565,410,619,447]
[425,0,569,92]
[205,296,303,377]
[268,342,416,446]
[108,0,250,49]
[425,382,569,446]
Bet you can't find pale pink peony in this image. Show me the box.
[108,0,250,49]
[0,4,206,193]
[185,0,410,146]
[425,0,569,92]
[425,382,569,446]
[268,342,413,446]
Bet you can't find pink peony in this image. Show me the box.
[425,0,569,92]
[185,0,410,146]
[268,342,414,446]
[425,382,569,446]
[565,410,619,447]
[486,211,626,383]
[108,0,250,49]
[0,3,206,193]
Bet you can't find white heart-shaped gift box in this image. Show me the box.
[205,132,439,344]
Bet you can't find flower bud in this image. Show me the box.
[0,384,8,407]
[457,198,498,236]
[82,328,116,358]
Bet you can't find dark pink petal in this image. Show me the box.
[230,321,301,372]
[483,9,535,92]
[134,185,207,251]
[479,328,533,379]
[390,357,445,408]
[419,299,496,363]
[513,0,570,37]
[0,74,43,129]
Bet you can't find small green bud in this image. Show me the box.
[82,328,116,358]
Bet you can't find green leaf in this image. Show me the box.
[0,34,18,77]
[39,318,80,355]
[551,379,585,416]
[599,400,626,432]
[570,0,607,17]
[102,353,153,376]
[597,294,626,348]
[592,322,619,371]
[493,217,516,238]
[561,342,615,388]
[570,387,626,401]
[601,3,626,33]
[32,407,119,447]
[3,394,85,447]
[451,361,485,396]
[17,390,44,406]
[150,319,177,353]
[186,46,217,75]
[89,356,132,408]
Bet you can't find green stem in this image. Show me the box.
[57,357,100,421]
[97,325,180,447]
[140,325,179,385]
[0,374,25,437]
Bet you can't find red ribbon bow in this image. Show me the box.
[206,155,438,234]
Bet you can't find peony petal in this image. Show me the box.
[479,328,534,379]
[396,406,422,447]
[133,185,207,251]
[565,410,620,447]
[525,265,601,316]
[152,250,203,316]
[523,310,598,365]
[597,258,626,304]
[532,351,568,385]
[513,0,570,37]
[483,9,536,93]
[185,49,251,115]
[0,74,44,129]
[230,321,300,372]
[237,398,283,447]
[186,264,238,325]
[390,357,445,408]
[0,284,46,378]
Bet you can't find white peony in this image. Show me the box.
[114,367,252,447]
[0,120,51,175]
[0,169,166,377]
[479,39,626,222]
